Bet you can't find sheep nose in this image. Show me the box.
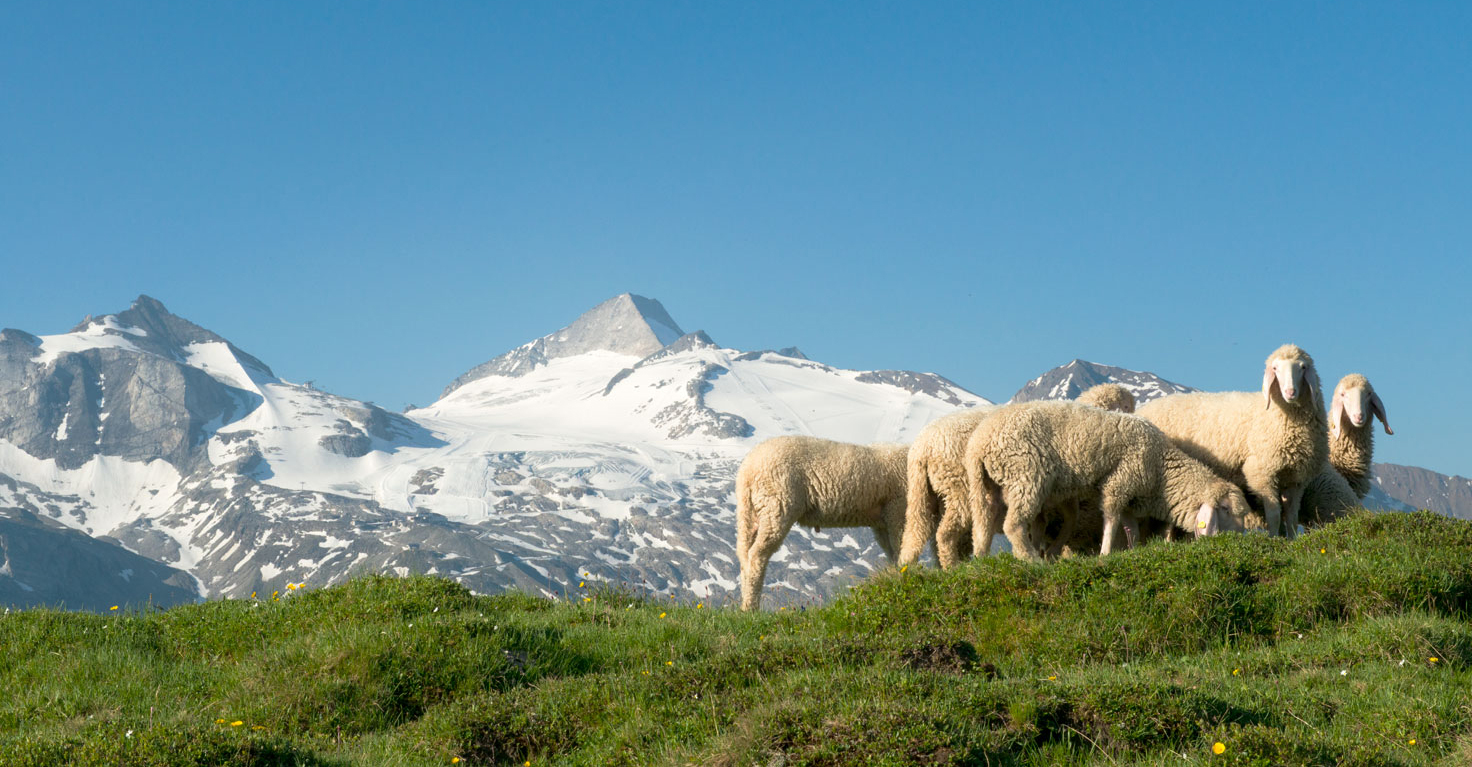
[1281,387,1297,400]
[1352,414,1365,425]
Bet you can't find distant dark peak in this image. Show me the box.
[0,329,41,347]
[777,347,808,360]
[663,330,718,354]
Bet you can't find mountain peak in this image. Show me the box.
[1012,359,1197,405]
[441,294,686,397]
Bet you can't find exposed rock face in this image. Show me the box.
[0,504,199,611]
[442,294,685,395]
[0,297,264,471]
[1372,463,1472,519]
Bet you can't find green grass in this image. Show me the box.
[5,512,1472,765]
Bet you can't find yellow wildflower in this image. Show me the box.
[1232,668,1241,676]
[452,759,461,764]
[900,565,908,573]
[110,605,119,611]
[579,581,585,588]
[231,721,243,727]
[696,603,703,609]
[215,718,225,724]
[659,612,666,618]
[1430,657,1440,663]
[666,661,673,666]
[1320,548,1326,554]
[1212,741,1226,755]
[251,592,257,599]
[1047,675,1057,681]
[1409,739,1417,745]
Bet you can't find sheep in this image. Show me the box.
[1039,383,1140,556]
[1300,374,1393,526]
[1076,383,1136,413]
[734,436,909,611]
[896,407,996,570]
[965,401,1256,560]
[1135,344,1328,539]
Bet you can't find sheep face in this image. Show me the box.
[1195,484,1257,537]
[1330,376,1393,438]
[1262,347,1316,409]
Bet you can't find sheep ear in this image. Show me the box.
[1371,391,1393,435]
[1195,503,1219,537]
[1301,365,1316,409]
[1262,364,1277,409]
[1328,390,1345,439]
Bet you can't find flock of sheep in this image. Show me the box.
[734,344,1392,610]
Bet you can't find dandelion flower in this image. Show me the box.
[579,581,585,588]
[696,603,703,609]
[1320,548,1326,554]
[900,565,908,573]
[1047,675,1057,681]
[1232,668,1241,676]
[1212,742,1226,755]
[659,612,666,618]
[1409,739,1417,745]
[251,592,257,599]
[452,759,461,764]
[583,597,591,602]
[252,725,265,731]
[231,721,243,727]
[110,605,119,611]
[1430,657,1440,663]
[666,661,673,666]
[215,719,225,724]
[272,590,279,598]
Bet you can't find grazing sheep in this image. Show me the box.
[965,401,1256,561]
[1136,345,1329,539]
[1076,383,1136,413]
[735,436,908,611]
[1041,384,1140,556]
[1301,374,1393,526]
[896,408,996,570]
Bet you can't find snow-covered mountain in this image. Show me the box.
[0,295,988,608]
[0,296,1456,610]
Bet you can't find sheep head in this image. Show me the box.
[1261,344,1321,412]
[1329,373,1393,438]
[1194,483,1258,537]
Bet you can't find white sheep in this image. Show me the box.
[1301,374,1392,526]
[896,407,996,570]
[734,436,909,611]
[965,401,1256,560]
[1135,344,1328,539]
[1075,382,1136,413]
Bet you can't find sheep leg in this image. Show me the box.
[1043,500,1080,560]
[1281,485,1304,540]
[1243,460,1283,536]
[935,505,973,569]
[740,515,794,611]
[1001,486,1045,561]
[1098,487,1131,556]
[897,464,941,567]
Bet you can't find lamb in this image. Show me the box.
[1135,344,1329,539]
[1076,383,1136,413]
[965,401,1256,561]
[1300,374,1392,526]
[896,407,996,570]
[735,436,909,611]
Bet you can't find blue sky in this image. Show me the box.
[3,3,1468,475]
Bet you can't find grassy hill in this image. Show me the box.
[4,511,1472,766]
